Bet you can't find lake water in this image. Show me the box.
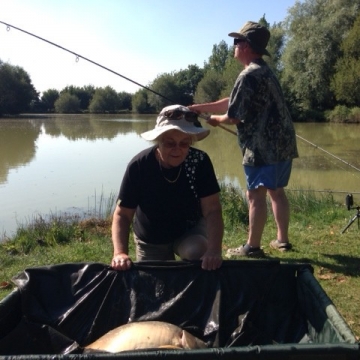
[1,114,360,240]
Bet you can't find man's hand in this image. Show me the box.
[206,116,220,127]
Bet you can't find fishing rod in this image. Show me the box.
[199,123,360,174]
[296,134,360,173]
[287,189,360,195]
[0,20,174,103]
[1,20,235,136]
[2,21,359,174]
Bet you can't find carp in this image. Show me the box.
[85,321,207,353]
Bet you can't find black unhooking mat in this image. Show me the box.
[0,260,359,360]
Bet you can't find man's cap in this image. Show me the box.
[229,21,271,57]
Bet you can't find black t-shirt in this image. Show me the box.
[117,146,220,244]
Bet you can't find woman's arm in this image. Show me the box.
[199,193,224,270]
[111,204,136,270]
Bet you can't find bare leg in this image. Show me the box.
[267,187,290,243]
[246,186,268,248]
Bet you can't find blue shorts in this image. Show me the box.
[244,160,292,190]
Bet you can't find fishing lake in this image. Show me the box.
[1,114,360,240]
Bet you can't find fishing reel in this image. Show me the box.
[341,193,360,233]
[345,193,353,211]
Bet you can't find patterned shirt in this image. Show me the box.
[228,58,298,166]
[117,146,220,244]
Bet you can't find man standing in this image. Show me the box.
[189,21,298,257]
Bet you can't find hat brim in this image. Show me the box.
[141,124,210,142]
[228,32,246,38]
[228,32,271,57]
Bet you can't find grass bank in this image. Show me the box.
[0,185,359,339]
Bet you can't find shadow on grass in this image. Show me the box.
[268,251,360,278]
[319,253,360,277]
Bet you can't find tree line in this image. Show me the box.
[1,0,360,121]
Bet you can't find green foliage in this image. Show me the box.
[297,108,325,122]
[350,107,360,122]
[61,85,95,111]
[219,57,242,98]
[147,65,206,111]
[118,91,132,111]
[54,92,81,113]
[265,22,286,78]
[204,41,230,74]
[41,89,59,112]
[286,190,338,217]
[174,64,205,104]
[40,86,130,114]
[0,60,38,116]
[281,0,360,112]
[198,41,238,101]
[194,70,226,104]
[332,57,360,106]
[219,183,248,229]
[1,215,80,255]
[326,105,351,122]
[325,105,360,123]
[147,73,177,111]
[331,14,360,106]
[132,89,151,113]
[88,86,120,113]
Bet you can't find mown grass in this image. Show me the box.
[0,185,359,339]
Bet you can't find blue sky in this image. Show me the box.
[1,0,299,95]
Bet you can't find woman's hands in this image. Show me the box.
[111,254,132,270]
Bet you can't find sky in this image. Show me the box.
[1,0,298,96]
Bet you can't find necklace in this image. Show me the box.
[158,161,182,183]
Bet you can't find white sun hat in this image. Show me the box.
[140,104,210,142]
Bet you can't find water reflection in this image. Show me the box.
[0,119,41,184]
[1,114,360,239]
[43,114,127,140]
[293,123,360,195]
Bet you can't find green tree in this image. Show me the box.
[41,89,60,112]
[88,86,120,113]
[147,73,179,112]
[132,89,151,113]
[331,13,360,106]
[266,21,287,78]
[174,64,205,105]
[0,60,38,116]
[193,41,235,103]
[219,56,242,99]
[118,91,132,111]
[61,85,95,111]
[204,40,230,74]
[136,65,204,111]
[194,70,226,104]
[281,0,360,112]
[54,92,81,113]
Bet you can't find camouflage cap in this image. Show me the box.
[229,21,271,57]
